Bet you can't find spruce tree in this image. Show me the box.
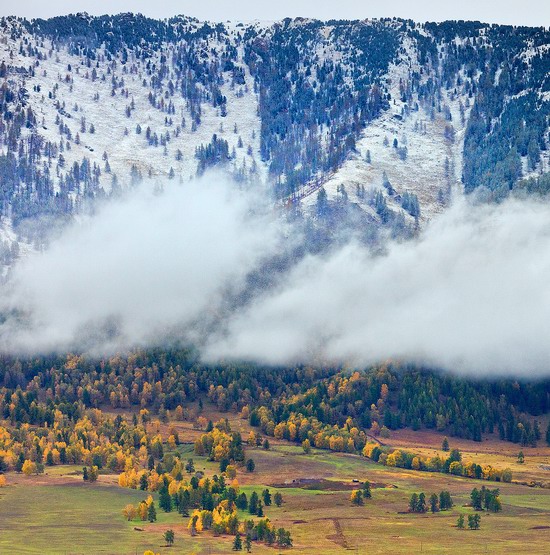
[233,532,243,551]
[439,490,453,510]
[249,492,259,514]
[15,452,25,472]
[236,492,248,511]
[417,492,427,513]
[148,502,157,523]
[178,490,190,517]
[164,529,175,546]
[245,533,252,553]
[468,514,481,530]
[363,480,372,499]
[159,486,172,512]
[351,490,364,505]
[185,458,195,473]
[470,488,483,511]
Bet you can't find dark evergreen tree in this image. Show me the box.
[470,488,483,511]
[232,532,242,551]
[409,493,419,513]
[236,492,248,511]
[148,502,157,523]
[362,480,372,499]
[164,529,174,546]
[159,486,172,512]
[417,492,427,513]
[249,492,259,515]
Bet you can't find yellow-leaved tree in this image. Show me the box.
[122,504,137,521]
[22,460,36,476]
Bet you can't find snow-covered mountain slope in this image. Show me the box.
[302,43,472,224]
[0,18,266,192]
[0,14,549,257]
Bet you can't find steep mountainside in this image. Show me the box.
[0,14,549,260]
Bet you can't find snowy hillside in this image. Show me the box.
[302,41,473,224]
[0,17,266,191]
[0,14,549,260]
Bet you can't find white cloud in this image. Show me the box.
[0,176,283,353]
[3,181,550,377]
[205,197,550,376]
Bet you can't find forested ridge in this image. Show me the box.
[1,351,548,451]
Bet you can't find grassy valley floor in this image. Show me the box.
[2,423,550,554]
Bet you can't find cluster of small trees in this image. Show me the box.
[233,489,283,515]
[20,459,45,476]
[195,134,231,175]
[250,404,367,455]
[119,458,289,550]
[186,501,291,548]
[122,496,157,522]
[409,490,453,513]
[406,485,500,529]
[245,430,270,451]
[231,522,292,550]
[193,420,245,464]
[82,465,99,482]
[350,481,372,505]
[401,191,420,219]
[470,486,502,512]
[121,478,291,550]
[363,444,512,484]
[457,513,481,530]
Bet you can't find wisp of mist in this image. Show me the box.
[1,175,550,377]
